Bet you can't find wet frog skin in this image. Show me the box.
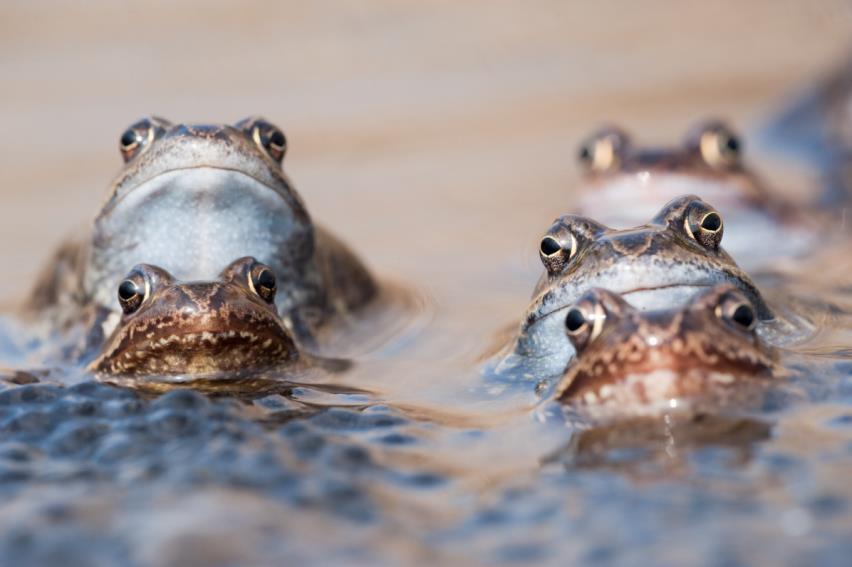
[29,116,376,347]
[91,257,301,391]
[571,120,815,268]
[497,195,771,379]
[554,285,776,420]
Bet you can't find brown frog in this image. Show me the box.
[572,119,815,269]
[554,285,777,420]
[92,257,296,376]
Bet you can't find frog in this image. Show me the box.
[571,119,816,269]
[494,195,775,380]
[89,256,301,393]
[553,284,777,420]
[26,116,377,358]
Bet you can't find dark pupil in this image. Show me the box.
[579,146,592,162]
[565,308,586,332]
[269,130,285,148]
[120,129,139,148]
[256,269,276,290]
[540,237,562,256]
[731,304,755,328]
[701,212,721,231]
[724,136,740,153]
[118,279,140,301]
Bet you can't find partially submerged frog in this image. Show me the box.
[572,120,815,268]
[553,285,777,420]
[29,116,376,356]
[496,195,773,379]
[91,257,301,392]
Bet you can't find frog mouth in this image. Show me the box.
[557,353,774,417]
[91,316,298,378]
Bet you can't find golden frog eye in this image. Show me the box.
[577,128,629,173]
[252,120,287,162]
[117,272,148,315]
[699,125,742,169]
[564,298,606,351]
[715,294,757,331]
[118,117,170,163]
[539,232,578,276]
[248,264,277,303]
[684,202,724,250]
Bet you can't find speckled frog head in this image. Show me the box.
[91,257,299,386]
[503,195,770,378]
[554,285,776,419]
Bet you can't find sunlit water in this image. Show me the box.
[2,2,852,566]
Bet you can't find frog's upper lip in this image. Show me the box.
[90,311,296,376]
[102,165,289,214]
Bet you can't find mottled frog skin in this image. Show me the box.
[572,120,815,269]
[28,116,376,355]
[497,195,771,378]
[554,285,776,420]
[91,257,298,384]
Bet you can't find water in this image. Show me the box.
[2,2,852,565]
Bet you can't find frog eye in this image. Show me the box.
[117,271,149,315]
[684,201,724,250]
[245,119,287,162]
[565,307,588,334]
[715,293,757,331]
[539,232,578,275]
[577,128,629,173]
[564,299,606,351]
[698,124,742,169]
[118,117,170,163]
[248,263,277,303]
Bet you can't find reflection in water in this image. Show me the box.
[546,412,773,475]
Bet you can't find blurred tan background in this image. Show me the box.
[0,1,850,304]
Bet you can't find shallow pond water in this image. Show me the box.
[2,2,852,566]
